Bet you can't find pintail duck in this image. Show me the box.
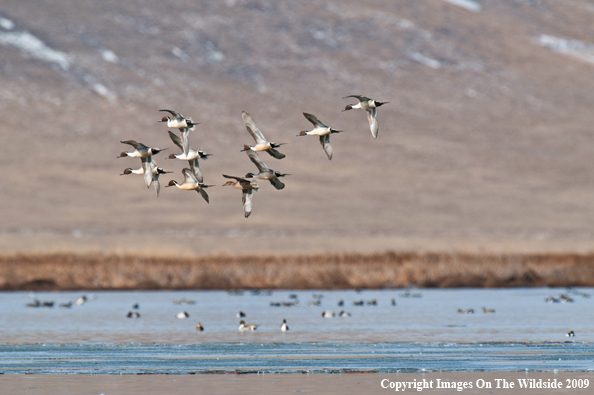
[244,147,289,190]
[196,323,204,331]
[159,109,197,131]
[166,131,211,183]
[121,157,172,197]
[26,299,41,308]
[238,320,258,331]
[342,95,388,139]
[560,294,574,303]
[75,296,87,306]
[127,311,141,318]
[240,111,286,159]
[297,113,343,160]
[280,319,289,331]
[166,168,214,203]
[236,311,246,318]
[482,307,495,313]
[176,311,189,319]
[172,298,196,305]
[166,131,211,161]
[339,310,351,317]
[322,310,335,318]
[457,308,474,314]
[117,140,164,158]
[223,174,259,218]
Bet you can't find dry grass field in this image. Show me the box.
[2,1,594,288]
[2,250,594,290]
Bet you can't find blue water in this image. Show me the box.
[1,288,593,373]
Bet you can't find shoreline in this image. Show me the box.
[2,250,594,290]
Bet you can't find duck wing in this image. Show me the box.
[242,111,267,145]
[198,187,210,204]
[242,189,253,218]
[269,177,285,190]
[343,95,370,102]
[160,109,183,120]
[168,131,184,152]
[141,157,153,188]
[367,108,379,139]
[188,158,203,183]
[121,140,147,150]
[245,149,268,172]
[179,127,191,156]
[266,147,286,159]
[303,113,328,128]
[182,168,199,184]
[319,134,333,160]
[223,174,245,182]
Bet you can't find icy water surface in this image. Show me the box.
[1,288,593,373]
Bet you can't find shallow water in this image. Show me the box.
[1,288,593,373]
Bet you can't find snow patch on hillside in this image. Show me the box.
[0,30,70,70]
[442,0,482,12]
[537,35,594,64]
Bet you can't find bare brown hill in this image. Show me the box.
[1,0,594,257]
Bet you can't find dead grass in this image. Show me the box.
[1,251,594,290]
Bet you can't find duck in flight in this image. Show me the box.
[166,131,211,183]
[159,110,198,156]
[240,111,286,159]
[222,174,259,218]
[166,168,214,203]
[243,147,289,190]
[342,95,388,139]
[117,140,164,158]
[297,113,343,160]
[121,157,172,197]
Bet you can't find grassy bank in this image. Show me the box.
[2,251,594,290]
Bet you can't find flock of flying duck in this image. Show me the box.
[118,95,388,218]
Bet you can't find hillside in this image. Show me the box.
[1,0,594,256]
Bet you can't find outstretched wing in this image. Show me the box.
[242,111,267,145]
[182,168,199,184]
[121,140,146,150]
[303,113,328,128]
[141,156,153,187]
[223,174,244,182]
[269,177,285,190]
[367,108,379,139]
[160,109,182,119]
[319,134,333,160]
[179,127,190,156]
[168,131,184,151]
[188,158,203,183]
[198,187,210,204]
[245,149,268,172]
[343,95,370,102]
[266,148,286,159]
[242,190,253,218]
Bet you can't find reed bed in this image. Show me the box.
[1,251,594,290]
